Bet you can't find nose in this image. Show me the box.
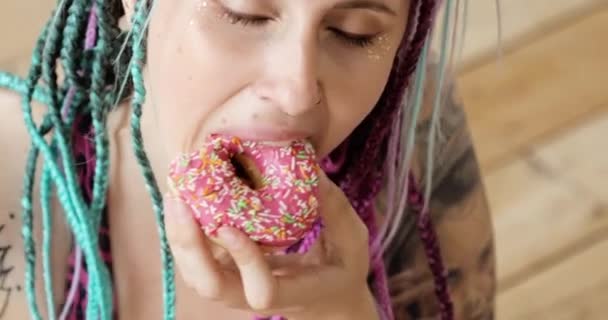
[254,34,322,117]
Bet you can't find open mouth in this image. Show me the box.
[230,154,263,190]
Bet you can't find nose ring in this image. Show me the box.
[314,87,322,105]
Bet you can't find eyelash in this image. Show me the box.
[329,28,377,47]
[221,9,378,48]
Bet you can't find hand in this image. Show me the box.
[163,170,379,319]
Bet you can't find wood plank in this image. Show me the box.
[457,9,608,171]
[534,112,608,202]
[484,150,607,292]
[433,0,602,66]
[485,107,608,294]
[496,237,608,320]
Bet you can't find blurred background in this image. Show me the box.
[1,0,607,319]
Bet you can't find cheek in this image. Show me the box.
[321,54,396,156]
[142,3,403,160]
[144,11,253,156]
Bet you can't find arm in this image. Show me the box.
[385,70,497,320]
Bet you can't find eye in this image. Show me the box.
[218,6,379,48]
[329,27,378,48]
[221,7,271,26]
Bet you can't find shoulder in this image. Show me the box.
[384,63,497,319]
[410,62,473,190]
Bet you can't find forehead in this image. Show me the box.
[173,0,409,14]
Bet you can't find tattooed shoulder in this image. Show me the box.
[384,65,497,320]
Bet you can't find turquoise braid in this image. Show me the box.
[1,70,55,320]
[89,0,118,227]
[60,0,88,91]
[0,72,57,108]
[40,1,113,318]
[60,0,90,124]
[128,1,177,319]
[41,146,57,320]
[0,0,177,318]
[424,0,454,205]
[0,1,117,319]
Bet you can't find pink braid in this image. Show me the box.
[407,173,453,319]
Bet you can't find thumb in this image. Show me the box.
[316,168,352,222]
[315,169,370,263]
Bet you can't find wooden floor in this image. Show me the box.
[457,1,608,319]
[1,1,607,319]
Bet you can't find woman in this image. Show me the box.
[0,0,496,319]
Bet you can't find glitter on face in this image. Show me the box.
[367,35,393,61]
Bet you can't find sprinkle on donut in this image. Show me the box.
[167,134,320,247]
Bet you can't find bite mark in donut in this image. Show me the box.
[231,153,263,190]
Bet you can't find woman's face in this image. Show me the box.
[132,0,408,159]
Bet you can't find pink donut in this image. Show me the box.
[167,134,321,247]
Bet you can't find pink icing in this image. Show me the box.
[167,134,320,247]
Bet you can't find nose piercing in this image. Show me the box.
[314,87,322,105]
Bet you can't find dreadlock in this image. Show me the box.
[0,0,463,319]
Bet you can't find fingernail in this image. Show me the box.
[164,195,191,224]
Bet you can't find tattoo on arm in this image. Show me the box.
[0,212,21,318]
[385,75,497,320]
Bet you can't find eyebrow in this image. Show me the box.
[333,0,398,16]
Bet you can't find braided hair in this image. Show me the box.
[0,0,460,319]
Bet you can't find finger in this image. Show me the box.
[213,227,277,310]
[263,237,327,269]
[316,170,369,262]
[316,169,346,212]
[316,170,360,231]
[209,243,237,270]
[164,196,245,302]
[272,264,344,308]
